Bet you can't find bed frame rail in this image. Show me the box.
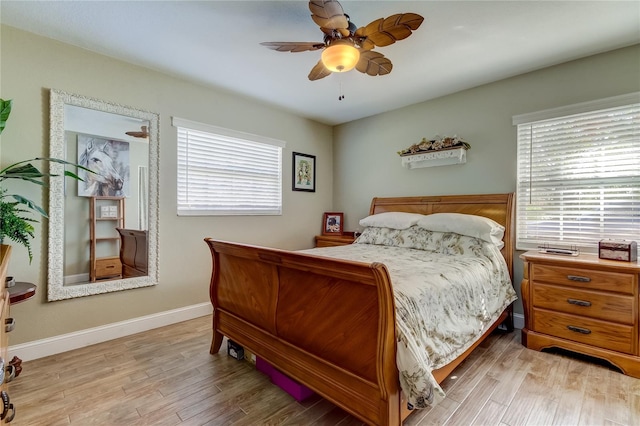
[205,239,401,425]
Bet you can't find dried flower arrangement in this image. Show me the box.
[397,135,470,156]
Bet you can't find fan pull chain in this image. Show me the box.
[334,72,349,101]
[337,74,345,101]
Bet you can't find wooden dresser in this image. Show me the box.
[0,245,16,422]
[314,232,356,248]
[520,250,640,377]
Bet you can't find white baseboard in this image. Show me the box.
[9,302,213,362]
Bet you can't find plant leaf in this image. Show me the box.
[0,98,12,135]
[3,163,45,177]
[0,157,93,184]
[63,170,83,180]
[0,190,36,263]
[9,194,48,218]
[35,157,95,174]
[0,159,43,176]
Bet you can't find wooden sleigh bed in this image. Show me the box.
[205,193,515,425]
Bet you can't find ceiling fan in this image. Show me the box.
[125,125,148,138]
[261,0,424,81]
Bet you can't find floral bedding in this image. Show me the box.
[300,226,517,408]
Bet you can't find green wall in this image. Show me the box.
[0,25,333,344]
[332,44,640,315]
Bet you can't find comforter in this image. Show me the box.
[301,226,517,408]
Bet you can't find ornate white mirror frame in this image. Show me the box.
[48,89,160,301]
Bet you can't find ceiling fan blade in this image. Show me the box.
[358,38,376,51]
[260,42,325,53]
[355,51,393,76]
[319,27,351,37]
[355,13,424,48]
[308,60,332,81]
[309,0,348,30]
[126,125,148,138]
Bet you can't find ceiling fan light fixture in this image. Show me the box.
[321,40,360,72]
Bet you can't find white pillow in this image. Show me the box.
[416,213,505,248]
[359,212,425,230]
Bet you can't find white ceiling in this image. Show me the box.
[2,1,639,125]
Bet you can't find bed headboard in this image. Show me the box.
[369,193,515,279]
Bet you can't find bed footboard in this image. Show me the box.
[205,238,401,426]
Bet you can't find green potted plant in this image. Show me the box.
[0,98,89,263]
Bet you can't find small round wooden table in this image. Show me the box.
[8,281,37,304]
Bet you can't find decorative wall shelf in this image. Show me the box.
[400,147,467,169]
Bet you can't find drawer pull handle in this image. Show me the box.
[4,404,14,423]
[567,298,592,307]
[4,365,14,384]
[567,275,591,282]
[567,325,591,334]
[0,391,10,421]
[4,319,14,333]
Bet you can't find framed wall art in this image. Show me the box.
[77,135,130,197]
[292,152,315,192]
[322,212,344,235]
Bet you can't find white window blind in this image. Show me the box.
[514,95,640,253]
[173,117,285,216]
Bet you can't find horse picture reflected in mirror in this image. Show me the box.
[78,135,130,197]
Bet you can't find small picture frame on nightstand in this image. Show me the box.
[322,212,344,235]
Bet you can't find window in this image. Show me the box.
[173,117,285,216]
[514,93,640,253]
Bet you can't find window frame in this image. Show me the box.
[173,117,286,216]
[513,92,640,254]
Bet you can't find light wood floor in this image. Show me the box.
[8,315,639,425]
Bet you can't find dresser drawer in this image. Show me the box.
[531,264,634,294]
[95,257,122,279]
[532,308,634,354]
[532,283,634,324]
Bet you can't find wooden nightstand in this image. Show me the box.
[520,250,640,377]
[315,232,356,248]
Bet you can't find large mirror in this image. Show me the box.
[48,89,159,301]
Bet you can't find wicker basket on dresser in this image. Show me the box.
[520,250,640,378]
